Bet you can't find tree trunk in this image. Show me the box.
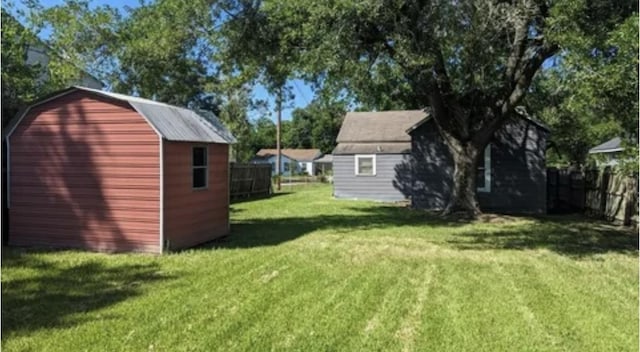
[443,144,482,217]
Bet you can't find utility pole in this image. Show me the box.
[276,87,282,191]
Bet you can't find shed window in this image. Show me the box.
[476,145,491,192]
[192,146,208,189]
[355,155,376,176]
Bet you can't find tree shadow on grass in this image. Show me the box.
[212,202,636,258]
[1,249,172,336]
[447,215,638,258]
[206,204,469,249]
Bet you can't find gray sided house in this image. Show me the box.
[588,137,624,166]
[333,110,549,213]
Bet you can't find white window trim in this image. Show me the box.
[355,154,377,176]
[192,145,208,190]
[477,145,491,193]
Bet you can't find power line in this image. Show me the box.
[293,80,310,106]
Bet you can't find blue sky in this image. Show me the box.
[16,0,315,121]
[252,80,314,121]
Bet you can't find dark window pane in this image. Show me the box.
[478,148,486,169]
[193,147,207,166]
[358,157,373,175]
[193,168,206,188]
[476,169,485,189]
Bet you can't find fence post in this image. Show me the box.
[555,169,560,210]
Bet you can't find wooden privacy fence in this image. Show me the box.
[547,167,638,226]
[584,169,638,226]
[230,163,272,201]
[547,168,585,212]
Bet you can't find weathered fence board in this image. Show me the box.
[230,163,272,201]
[584,169,638,225]
[548,167,638,226]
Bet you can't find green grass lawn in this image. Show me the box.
[2,184,638,351]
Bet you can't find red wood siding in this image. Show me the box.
[9,91,161,252]
[163,142,229,249]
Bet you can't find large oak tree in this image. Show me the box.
[216,0,636,215]
[20,0,637,214]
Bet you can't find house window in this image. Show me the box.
[355,155,376,176]
[476,145,491,192]
[284,162,290,173]
[192,146,208,189]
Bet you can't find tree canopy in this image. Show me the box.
[1,8,41,126]
[217,0,636,213]
[527,11,638,170]
[4,0,638,212]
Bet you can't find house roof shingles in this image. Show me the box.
[333,143,411,155]
[336,110,427,143]
[256,148,322,161]
[314,154,333,163]
[333,107,550,155]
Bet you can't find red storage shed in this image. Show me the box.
[5,86,236,253]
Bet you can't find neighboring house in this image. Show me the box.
[5,86,236,253]
[333,110,549,213]
[589,137,624,166]
[25,44,103,89]
[314,154,333,175]
[252,149,322,176]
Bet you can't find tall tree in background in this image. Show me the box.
[216,86,254,162]
[288,99,345,154]
[216,0,635,215]
[287,108,314,149]
[1,8,40,127]
[526,11,638,169]
[250,117,277,151]
[2,0,116,126]
[110,0,216,106]
[214,0,304,189]
[31,0,218,108]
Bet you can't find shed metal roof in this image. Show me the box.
[5,86,236,144]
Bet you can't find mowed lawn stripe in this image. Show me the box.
[2,184,637,352]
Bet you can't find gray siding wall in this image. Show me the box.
[409,119,548,213]
[333,154,408,202]
[409,125,453,209]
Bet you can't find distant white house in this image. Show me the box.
[589,137,624,166]
[252,149,323,176]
